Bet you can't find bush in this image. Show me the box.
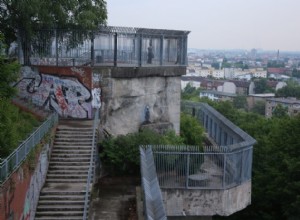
[100,129,184,176]
[0,98,39,158]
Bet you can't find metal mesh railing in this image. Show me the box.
[152,145,253,190]
[0,112,58,184]
[140,146,167,220]
[19,26,189,67]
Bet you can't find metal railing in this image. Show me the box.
[19,26,189,67]
[181,101,256,150]
[0,112,58,184]
[152,145,253,190]
[140,146,167,220]
[82,108,99,220]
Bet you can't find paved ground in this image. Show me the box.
[89,177,140,220]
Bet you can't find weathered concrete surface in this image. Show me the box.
[162,181,251,217]
[97,73,181,135]
[89,177,139,220]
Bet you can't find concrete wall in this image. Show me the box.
[0,141,53,220]
[162,181,251,217]
[93,66,184,135]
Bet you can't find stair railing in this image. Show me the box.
[83,108,99,220]
[0,112,58,184]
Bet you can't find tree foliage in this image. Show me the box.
[180,113,204,147]
[276,80,300,99]
[233,95,247,110]
[0,34,39,159]
[254,78,274,94]
[0,0,107,62]
[100,113,205,176]
[0,33,19,98]
[181,83,201,102]
[100,129,184,176]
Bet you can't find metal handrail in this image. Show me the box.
[82,108,99,220]
[140,146,167,220]
[0,112,58,184]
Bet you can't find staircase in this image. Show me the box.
[35,120,95,220]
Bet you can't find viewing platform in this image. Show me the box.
[19,26,190,68]
[140,101,256,219]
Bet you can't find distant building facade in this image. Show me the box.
[265,97,300,118]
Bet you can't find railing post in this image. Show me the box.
[114,33,118,67]
[138,35,142,67]
[186,153,190,189]
[55,29,58,66]
[91,31,95,67]
[160,35,163,66]
[223,153,226,189]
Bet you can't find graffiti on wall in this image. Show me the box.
[92,88,101,108]
[16,66,93,119]
[22,144,49,220]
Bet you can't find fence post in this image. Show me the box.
[160,35,163,66]
[91,31,95,67]
[114,33,118,67]
[55,29,58,66]
[223,153,226,189]
[186,153,190,189]
[138,34,142,67]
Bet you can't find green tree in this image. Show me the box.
[254,78,274,94]
[182,83,201,101]
[276,80,300,98]
[0,34,19,98]
[251,100,266,115]
[0,0,107,62]
[180,113,204,147]
[272,104,288,118]
[233,95,247,110]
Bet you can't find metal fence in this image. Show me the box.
[83,108,100,220]
[0,113,58,184]
[140,146,167,220]
[18,26,189,67]
[152,145,253,190]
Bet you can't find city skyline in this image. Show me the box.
[107,0,300,52]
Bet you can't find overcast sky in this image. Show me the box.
[106,0,300,52]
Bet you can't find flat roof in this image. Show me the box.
[98,26,190,36]
[266,97,300,104]
[200,90,237,97]
[249,93,275,97]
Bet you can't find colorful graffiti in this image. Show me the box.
[16,66,93,119]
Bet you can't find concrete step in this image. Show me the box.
[48,165,90,171]
[39,195,85,201]
[38,200,85,206]
[45,179,88,183]
[51,149,92,154]
[54,139,93,144]
[48,161,91,166]
[46,174,88,179]
[39,191,85,196]
[35,216,83,220]
[52,145,94,150]
[47,170,88,175]
[54,141,93,146]
[50,157,90,162]
[50,153,91,158]
[36,204,84,212]
[57,127,93,131]
[35,210,84,217]
[55,131,93,135]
